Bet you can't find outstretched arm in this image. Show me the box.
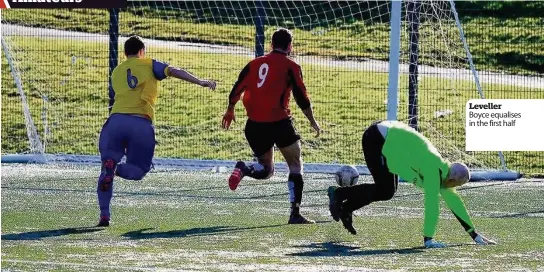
[441,188,497,245]
[151,59,216,90]
[441,187,475,233]
[420,167,452,248]
[167,66,216,90]
[422,169,441,240]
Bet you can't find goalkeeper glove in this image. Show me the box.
[222,109,236,130]
[472,232,497,245]
[424,238,447,249]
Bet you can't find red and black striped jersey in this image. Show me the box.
[228,50,311,122]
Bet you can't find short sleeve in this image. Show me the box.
[152,59,169,81]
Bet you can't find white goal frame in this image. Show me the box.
[1,0,522,181]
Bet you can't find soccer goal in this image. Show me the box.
[1,1,521,180]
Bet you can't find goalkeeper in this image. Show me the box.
[327,120,497,248]
[96,36,216,227]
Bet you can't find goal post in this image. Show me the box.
[108,8,120,112]
[255,0,266,58]
[384,0,518,181]
[0,1,522,180]
[407,0,420,131]
[1,36,46,163]
[398,0,518,180]
[386,0,401,121]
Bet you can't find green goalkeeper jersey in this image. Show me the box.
[380,121,475,238]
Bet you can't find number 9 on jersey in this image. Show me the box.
[257,63,269,88]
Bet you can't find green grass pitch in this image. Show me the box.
[2,164,543,271]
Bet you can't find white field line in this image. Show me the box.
[2,24,543,89]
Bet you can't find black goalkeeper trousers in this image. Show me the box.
[336,121,399,213]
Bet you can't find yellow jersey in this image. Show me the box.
[110,57,169,122]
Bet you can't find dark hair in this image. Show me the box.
[124,35,145,56]
[271,28,293,50]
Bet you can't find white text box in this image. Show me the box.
[466,99,544,151]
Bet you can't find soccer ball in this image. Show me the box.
[335,165,359,187]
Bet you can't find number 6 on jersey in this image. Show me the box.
[257,63,269,88]
[127,68,138,89]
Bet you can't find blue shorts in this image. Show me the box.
[98,113,156,172]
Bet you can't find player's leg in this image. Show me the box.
[229,149,274,190]
[330,121,397,206]
[276,119,314,224]
[241,148,275,179]
[243,119,276,179]
[229,119,275,190]
[115,116,156,181]
[279,141,314,224]
[96,115,127,226]
[328,121,398,234]
[251,148,275,177]
[340,128,399,209]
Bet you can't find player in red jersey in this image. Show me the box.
[221,28,321,224]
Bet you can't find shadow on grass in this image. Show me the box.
[286,242,424,257]
[1,227,103,241]
[287,242,466,257]
[122,223,290,240]
[491,209,544,218]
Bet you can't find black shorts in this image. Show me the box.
[244,118,301,157]
[362,121,399,189]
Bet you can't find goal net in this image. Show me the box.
[1,1,520,179]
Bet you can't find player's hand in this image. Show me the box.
[310,121,321,137]
[222,109,235,130]
[424,239,447,249]
[473,234,497,245]
[200,80,217,91]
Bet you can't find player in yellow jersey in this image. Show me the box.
[96,36,216,227]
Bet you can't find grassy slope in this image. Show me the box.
[1,165,544,271]
[2,8,543,76]
[2,36,544,174]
